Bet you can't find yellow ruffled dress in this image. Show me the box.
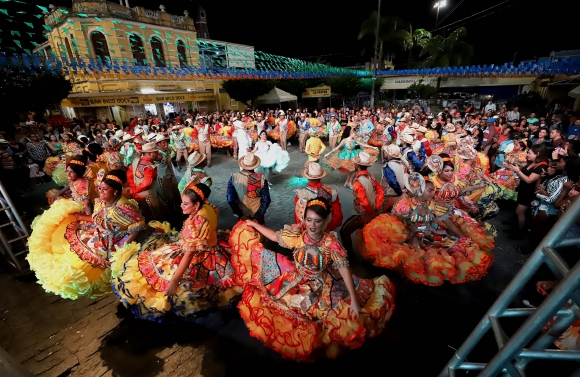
[111,203,243,322]
[27,197,149,300]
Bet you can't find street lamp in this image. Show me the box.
[434,0,447,27]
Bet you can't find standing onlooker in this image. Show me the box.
[25,133,50,169]
[484,100,497,113]
[507,107,521,122]
[481,118,497,155]
[551,129,565,149]
[196,118,212,167]
[550,114,563,131]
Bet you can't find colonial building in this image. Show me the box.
[34,0,250,123]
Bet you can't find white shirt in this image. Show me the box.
[507,111,520,122]
[485,103,497,112]
[236,128,251,158]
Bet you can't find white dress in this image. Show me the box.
[253,140,290,172]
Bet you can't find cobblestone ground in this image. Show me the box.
[1,142,562,377]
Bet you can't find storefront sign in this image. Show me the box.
[302,86,331,98]
[63,92,215,107]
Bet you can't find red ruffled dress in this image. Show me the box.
[357,195,494,286]
[229,222,395,361]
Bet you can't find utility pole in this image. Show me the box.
[370,0,381,109]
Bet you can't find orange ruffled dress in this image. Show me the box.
[229,222,395,361]
[111,203,243,322]
[268,121,297,141]
[357,195,494,286]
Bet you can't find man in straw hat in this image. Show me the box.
[401,133,426,172]
[154,133,181,216]
[170,125,189,171]
[294,162,343,232]
[297,113,310,153]
[127,142,167,221]
[119,133,137,166]
[381,144,409,210]
[416,125,432,156]
[179,151,212,194]
[227,153,271,224]
[195,117,212,167]
[327,114,342,151]
[340,152,384,256]
[304,127,326,164]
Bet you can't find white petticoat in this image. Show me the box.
[254,143,289,172]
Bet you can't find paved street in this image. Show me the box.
[0,144,575,376]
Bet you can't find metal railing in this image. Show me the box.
[0,181,29,275]
[439,196,580,376]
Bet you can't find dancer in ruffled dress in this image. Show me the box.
[111,179,242,322]
[323,126,379,188]
[357,173,494,286]
[490,140,528,200]
[252,130,290,179]
[47,155,94,212]
[229,197,395,361]
[432,123,459,157]
[28,170,156,300]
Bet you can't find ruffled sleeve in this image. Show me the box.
[275,227,302,249]
[181,215,211,252]
[324,232,350,269]
[111,203,147,233]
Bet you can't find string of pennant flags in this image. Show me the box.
[2,0,580,79]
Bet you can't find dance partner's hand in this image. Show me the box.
[165,279,179,297]
[245,219,258,228]
[349,296,362,319]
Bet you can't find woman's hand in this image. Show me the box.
[245,219,258,228]
[562,181,576,193]
[165,279,179,297]
[350,295,362,319]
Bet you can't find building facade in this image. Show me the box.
[36,0,249,124]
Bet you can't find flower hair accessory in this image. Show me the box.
[105,175,122,184]
[441,157,453,162]
[189,185,205,201]
[69,160,85,166]
[307,200,327,210]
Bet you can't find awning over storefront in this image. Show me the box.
[61,91,215,107]
[380,76,537,90]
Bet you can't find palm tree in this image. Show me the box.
[419,27,474,68]
[418,27,474,92]
[358,12,405,70]
[390,26,432,68]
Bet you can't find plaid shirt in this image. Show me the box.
[26,140,49,161]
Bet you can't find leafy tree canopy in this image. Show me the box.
[1,66,72,115]
[407,80,437,99]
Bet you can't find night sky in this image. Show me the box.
[1,0,578,68]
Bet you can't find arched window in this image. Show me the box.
[176,40,187,67]
[150,37,165,67]
[129,34,146,65]
[91,31,111,63]
[64,37,73,59]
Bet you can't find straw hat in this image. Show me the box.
[134,127,144,136]
[404,173,427,197]
[426,155,444,173]
[278,111,285,116]
[417,126,428,133]
[114,130,124,138]
[384,144,402,159]
[308,127,318,136]
[122,134,134,142]
[444,123,456,132]
[353,152,373,166]
[238,152,261,170]
[457,145,478,160]
[457,136,474,147]
[0,139,8,144]
[411,123,421,129]
[155,134,169,143]
[141,142,159,153]
[182,176,202,195]
[302,162,328,180]
[147,133,157,142]
[187,151,206,167]
[402,134,415,145]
